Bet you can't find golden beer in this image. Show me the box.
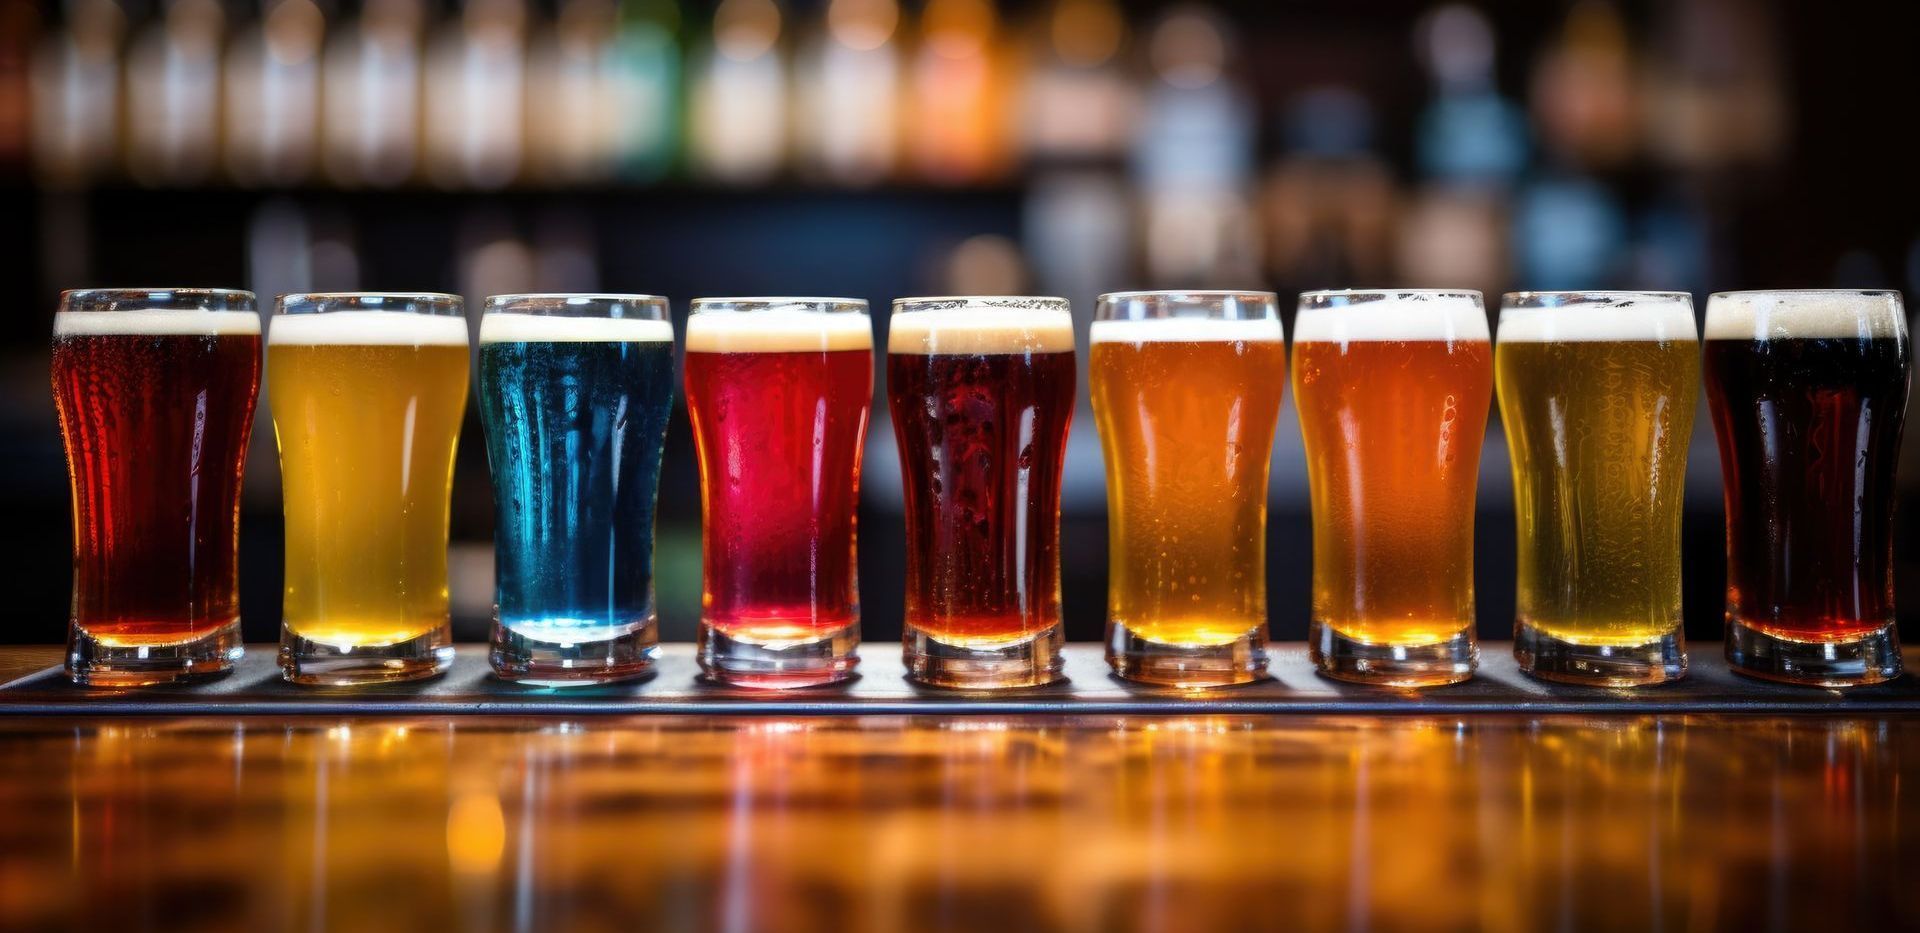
[1497,293,1697,684]
[1293,290,1492,685]
[270,298,469,684]
[1090,294,1285,686]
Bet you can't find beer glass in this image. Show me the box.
[52,288,261,685]
[889,296,1076,689]
[1704,290,1909,685]
[685,298,872,687]
[479,294,674,684]
[1091,290,1286,686]
[1496,292,1698,685]
[270,292,469,685]
[1293,289,1492,686]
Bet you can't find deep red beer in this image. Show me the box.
[888,297,1076,688]
[685,299,873,687]
[51,289,261,684]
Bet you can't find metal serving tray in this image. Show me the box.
[1,643,1916,716]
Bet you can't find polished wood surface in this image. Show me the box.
[0,712,1914,932]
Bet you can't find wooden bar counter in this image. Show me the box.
[1,645,1915,931]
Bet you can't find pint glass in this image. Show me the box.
[1497,292,1698,685]
[1091,290,1285,686]
[52,288,261,685]
[479,294,674,684]
[1293,289,1492,686]
[270,293,469,685]
[685,298,872,687]
[1704,290,1909,685]
[889,296,1075,688]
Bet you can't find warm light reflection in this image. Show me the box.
[0,715,1912,930]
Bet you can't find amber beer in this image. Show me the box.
[1704,290,1909,685]
[889,297,1076,688]
[1090,291,1285,686]
[51,289,261,685]
[1496,292,1698,685]
[1293,290,1492,685]
[270,293,470,685]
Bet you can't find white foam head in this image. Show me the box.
[1090,317,1283,344]
[686,301,872,353]
[480,313,673,344]
[888,297,1075,355]
[1705,290,1907,341]
[54,309,261,337]
[1498,293,1696,343]
[1294,290,1490,344]
[268,310,470,347]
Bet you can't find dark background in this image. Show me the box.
[4,0,1919,648]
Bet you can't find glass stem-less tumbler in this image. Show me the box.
[1091,290,1286,686]
[52,288,261,685]
[1293,289,1492,687]
[685,298,872,687]
[271,293,469,685]
[479,294,673,684]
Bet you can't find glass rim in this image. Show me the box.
[1299,288,1484,302]
[1708,288,1903,300]
[1503,290,1692,304]
[276,291,464,315]
[1097,289,1280,302]
[484,293,670,319]
[890,295,1071,314]
[59,287,256,313]
[1095,290,1280,322]
[690,296,870,314]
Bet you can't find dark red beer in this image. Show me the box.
[51,291,261,673]
[684,309,873,646]
[887,301,1076,658]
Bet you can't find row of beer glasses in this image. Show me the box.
[50,287,1909,690]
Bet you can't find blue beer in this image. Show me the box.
[478,294,675,684]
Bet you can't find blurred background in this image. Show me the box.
[3,0,1919,648]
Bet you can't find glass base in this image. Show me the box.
[1725,619,1902,687]
[279,626,454,686]
[904,623,1065,690]
[491,616,658,686]
[1514,622,1686,687]
[696,619,860,689]
[67,619,243,686]
[1309,621,1477,687]
[1106,621,1267,687]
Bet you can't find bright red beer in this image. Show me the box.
[50,288,261,684]
[888,297,1076,688]
[685,299,873,687]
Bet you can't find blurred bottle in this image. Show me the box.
[1260,87,1395,292]
[29,0,125,185]
[906,0,1010,185]
[607,0,681,183]
[688,0,786,184]
[1643,0,1784,169]
[1018,0,1135,164]
[322,0,424,187]
[1131,5,1258,287]
[426,0,528,189]
[226,0,326,186]
[796,0,898,186]
[0,0,33,173]
[527,0,620,185]
[1530,0,1638,170]
[124,0,224,186]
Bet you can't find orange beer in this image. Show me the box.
[1292,290,1492,685]
[1091,291,1286,686]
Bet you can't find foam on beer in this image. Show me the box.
[54,309,261,337]
[480,313,673,344]
[1293,294,1490,344]
[685,311,872,353]
[1704,291,1907,341]
[1090,317,1283,344]
[888,310,1075,355]
[268,310,469,346]
[1498,298,1696,343]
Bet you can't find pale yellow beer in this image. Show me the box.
[1496,293,1696,682]
[270,306,470,649]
